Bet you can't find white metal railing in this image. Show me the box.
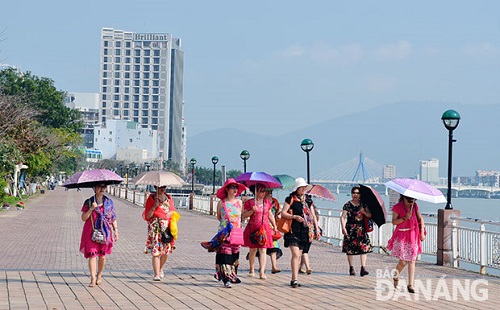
[316,207,500,274]
[109,186,192,210]
[451,216,500,273]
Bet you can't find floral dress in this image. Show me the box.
[387,202,423,261]
[341,201,373,255]
[80,196,116,258]
[143,194,175,256]
[215,200,242,284]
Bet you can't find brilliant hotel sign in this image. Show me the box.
[134,33,169,42]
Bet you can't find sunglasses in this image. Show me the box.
[352,192,360,195]
[227,185,239,189]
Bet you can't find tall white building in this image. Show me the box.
[99,28,184,164]
[383,165,396,180]
[420,158,439,184]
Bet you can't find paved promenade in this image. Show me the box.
[0,187,499,309]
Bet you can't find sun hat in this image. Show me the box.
[292,177,313,192]
[216,178,247,199]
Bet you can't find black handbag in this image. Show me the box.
[158,218,173,243]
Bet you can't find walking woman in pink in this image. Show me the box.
[143,186,176,281]
[213,178,246,287]
[387,195,426,293]
[242,183,278,280]
[80,183,118,287]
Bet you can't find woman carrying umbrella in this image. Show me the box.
[340,186,373,276]
[80,183,118,287]
[212,179,246,287]
[242,183,277,280]
[143,186,177,281]
[387,195,426,294]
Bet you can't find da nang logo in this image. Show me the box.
[375,268,489,301]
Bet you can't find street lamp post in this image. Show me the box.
[190,158,197,193]
[144,162,151,172]
[300,138,315,183]
[211,156,219,194]
[441,110,461,210]
[240,150,250,173]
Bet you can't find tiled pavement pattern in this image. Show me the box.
[1,187,499,309]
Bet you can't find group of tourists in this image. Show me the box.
[79,178,426,293]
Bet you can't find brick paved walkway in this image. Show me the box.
[0,187,499,309]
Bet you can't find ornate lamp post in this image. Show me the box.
[240,150,250,173]
[211,156,219,194]
[144,162,151,172]
[190,158,197,193]
[441,110,461,210]
[300,138,314,183]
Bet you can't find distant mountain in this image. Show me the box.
[188,101,500,180]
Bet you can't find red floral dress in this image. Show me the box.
[143,194,175,256]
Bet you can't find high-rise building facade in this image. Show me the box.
[420,158,439,184]
[99,28,184,164]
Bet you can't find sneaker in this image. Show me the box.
[224,282,232,288]
[290,280,301,288]
[159,271,165,278]
[153,276,161,281]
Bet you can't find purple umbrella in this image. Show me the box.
[385,178,446,204]
[62,169,123,189]
[235,172,282,189]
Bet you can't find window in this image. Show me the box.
[153,65,159,71]
[103,72,108,78]
[152,118,158,124]
[104,49,109,55]
[154,57,160,64]
[152,88,159,94]
[113,102,120,108]
[153,73,159,79]
[143,72,150,79]
[144,50,150,56]
[115,41,121,47]
[143,80,149,86]
[142,103,149,109]
[152,103,158,109]
[114,87,120,93]
[102,109,107,115]
[123,110,129,116]
[115,49,121,56]
[102,101,107,107]
[154,50,160,56]
[134,65,140,71]
[142,88,149,94]
[103,56,108,62]
[114,72,120,78]
[124,72,130,79]
[134,87,140,94]
[125,42,131,48]
[114,64,120,70]
[129,138,133,143]
[152,110,158,116]
[102,94,106,100]
[134,72,140,79]
[134,102,139,109]
[102,79,108,85]
[102,86,107,92]
[142,95,149,101]
[142,110,149,116]
[133,117,139,122]
[125,49,131,55]
[152,95,159,102]
[142,118,148,124]
[125,65,130,71]
[144,58,150,64]
[134,57,140,64]
[109,138,113,142]
[124,95,129,102]
[114,95,120,101]
[134,50,140,56]
[115,57,121,63]
[125,87,130,93]
[114,80,120,86]
[103,64,108,70]
[134,80,140,86]
[143,65,150,71]
[104,41,109,47]
[133,110,139,116]
[153,80,159,86]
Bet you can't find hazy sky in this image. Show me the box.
[1,1,499,137]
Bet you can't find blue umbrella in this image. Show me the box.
[273,174,295,189]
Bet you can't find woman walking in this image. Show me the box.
[242,183,277,279]
[340,186,373,276]
[387,195,426,293]
[281,178,320,288]
[143,186,176,281]
[213,179,246,287]
[80,183,118,287]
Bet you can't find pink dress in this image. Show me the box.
[387,201,423,261]
[80,196,116,258]
[243,198,273,248]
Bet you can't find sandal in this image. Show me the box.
[306,269,312,275]
[407,285,415,294]
[271,269,281,274]
[393,277,399,288]
[290,280,301,288]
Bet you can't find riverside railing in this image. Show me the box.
[316,207,500,275]
[109,188,500,275]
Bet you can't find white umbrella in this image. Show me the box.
[131,171,185,187]
[385,178,446,204]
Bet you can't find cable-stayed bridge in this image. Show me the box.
[311,151,385,186]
